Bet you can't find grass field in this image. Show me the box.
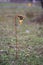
[0,3,43,65]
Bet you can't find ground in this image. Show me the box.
[0,3,43,65]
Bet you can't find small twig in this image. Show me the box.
[14,15,18,59]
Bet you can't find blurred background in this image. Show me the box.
[0,0,43,65]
